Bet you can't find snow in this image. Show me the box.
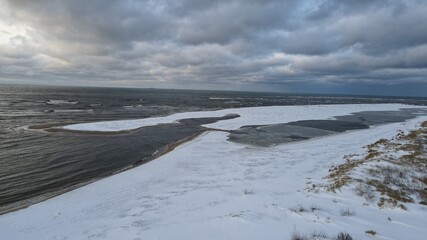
[62,103,421,132]
[1,104,427,240]
[46,99,79,105]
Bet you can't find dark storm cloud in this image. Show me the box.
[0,0,426,96]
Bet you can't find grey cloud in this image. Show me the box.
[8,0,177,45]
[0,0,426,96]
[177,1,298,45]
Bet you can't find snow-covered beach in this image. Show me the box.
[1,104,426,240]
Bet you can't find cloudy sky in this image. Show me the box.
[0,0,426,96]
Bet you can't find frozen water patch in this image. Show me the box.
[46,100,79,105]
[52,109,93,113]
[209,97,233,100]
[61,104,424,132]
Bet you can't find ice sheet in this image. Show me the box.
[62,104,422,132]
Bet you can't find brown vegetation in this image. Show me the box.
[325,121,427,209]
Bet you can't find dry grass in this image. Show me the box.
[289,204,324,214]
[365,230,377,236]
[289,204,308,213]
[290,231,353,240]
[324,121,427,208]
[336,232,353,240]
[339,208,355,216]
[290,231,308,240]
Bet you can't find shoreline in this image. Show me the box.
[60,104,425,133]
[0,129,214,215]
[1,114,426,239]
[1,104,426,239]
[2,105,426,215]
[1,114,240,214]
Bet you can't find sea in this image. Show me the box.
[1,84,426,213]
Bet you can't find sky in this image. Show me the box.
[0,0,426,97]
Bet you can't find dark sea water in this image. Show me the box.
[1,84,426,213]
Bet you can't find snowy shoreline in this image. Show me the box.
[2,104,427,240]
[61,103,423,132]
